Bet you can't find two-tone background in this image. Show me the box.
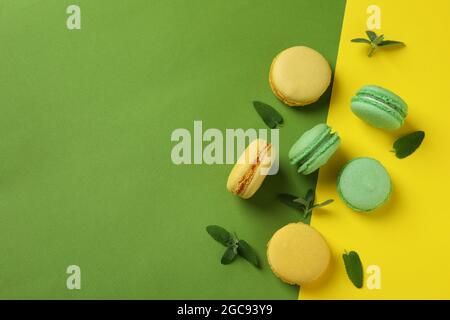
[1,0,449,299]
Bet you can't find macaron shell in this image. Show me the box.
[337,157,392,212]
[267,223,331,286]
[298,134,340,175]
[239,144,275,199]
[288,124,331,165]
[269,46,331,106]
[226,139,273,199]
[351,97,404,130]
[359,85,408,116]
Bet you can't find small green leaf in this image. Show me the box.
[374,34,385,45]
[312,199,334,209]
[366,30,377,41]
[293,197,308,206]
[237,240,259,268]
[305,189,315,205]
[351,38,371,44]
[378,40,405,47]
[206,225,231,247]
[253,101,284,129]
[368,46,377,57]
[207,226,260,268]
[221,246,237,265]
[298,212,312,225]
[393,131,425,159]
[343,251,364,289]
[278,193,306,212]
[352,31,405,57]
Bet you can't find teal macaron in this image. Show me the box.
[337,157,392,212]
[351,85,408,130]
[289,123,340,175]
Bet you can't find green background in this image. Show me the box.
[0,0,345,299]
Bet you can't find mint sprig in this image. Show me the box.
[253,101,284,129]
[342,250,364,289]
[392,131,425,159]
[278,189,334,224]
[351,30,405,57]
[206,225,260,268]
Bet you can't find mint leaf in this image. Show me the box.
[279,189,333,225]
[293,197,308,206]
[298,212,312,225]
[237,240,259,268]
[352,31,405,57]
[379,40,405,47]
[368,46,377,57]
[374,34,385,45]
[278,193,306,212]
[206,225,232,246]
[221,246,237,265]
[393,131,425,159]
[312,199,334,209]
[366,30,377,41]
[305,189,315,206]
[343,251,364,289]
[351,38,371,44]
[253,101,284,129]
[207,226,259,268]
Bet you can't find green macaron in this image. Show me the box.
[337,157,392,212]
[289,123,340,175]
[351,85,408,130]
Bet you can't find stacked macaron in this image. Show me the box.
[289,124,340,175]
[226,139,274,199]
[351,85,408,130]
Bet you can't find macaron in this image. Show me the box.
[267,223,331,286]
[351,85,408,130]
[227,139,274,199]
[337,157,392,212]
[269,46,332,106]
[289,123,340,175]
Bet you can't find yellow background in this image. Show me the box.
[300,0,450,299]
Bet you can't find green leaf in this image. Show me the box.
[206,225,232,247]
[304,189,315,213]
[298,212,312,225]
[352,31,405,57]
[374,34,385,45]
[368,46,377,57]
[278,193,306,212]
[366,30,377,41]
[278,190,332,225]
[378,40,405,47]
[312,199,334,209]
[237,240,259,268]
[393,131,425,159]
[351,38,371,44]
[252,101,284,129]
[305,189,315,205]
[342,251,364,289]
[221,246,237,265]
[293,197,308,206]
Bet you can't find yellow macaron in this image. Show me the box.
[226,139,274,199]
[267,222,331,286]
[269,46,332,106]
